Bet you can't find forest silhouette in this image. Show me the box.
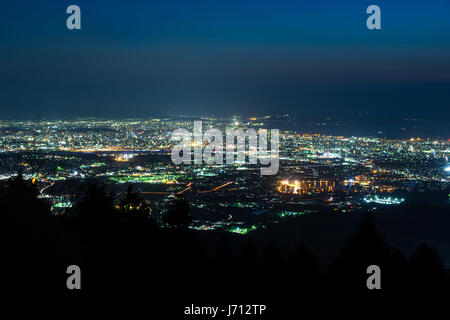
[0,174,449,309]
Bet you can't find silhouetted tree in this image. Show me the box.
[407,243,447,293]
[327,214,406,294]
[0,172,51,221]
[66,180,119,293]
[69,179,116,223]
[0,173,62,295]
[162,197,192,228]
[118,185,155,225]
[1,173,449,302]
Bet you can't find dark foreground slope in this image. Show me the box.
[1,176,449,315]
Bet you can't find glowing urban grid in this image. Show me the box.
[0,117,449,234]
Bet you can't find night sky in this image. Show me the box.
[1,0,450,120]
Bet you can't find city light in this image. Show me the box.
[277,180,335,194]
[363,195,404,205]
[114,154,135,162]
[0,117,448,231]
[279,211,306,217]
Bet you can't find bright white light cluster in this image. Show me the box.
[363,195,404,205]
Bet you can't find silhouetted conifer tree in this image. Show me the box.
[407,243,447,293]
[162,197,192,228]
[327,214,406,294]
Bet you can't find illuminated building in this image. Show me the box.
[277,180,336,194]
[363,195,404,205]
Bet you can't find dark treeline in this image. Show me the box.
[0,174,449,310]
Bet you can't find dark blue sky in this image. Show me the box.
[1,0,449,120]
